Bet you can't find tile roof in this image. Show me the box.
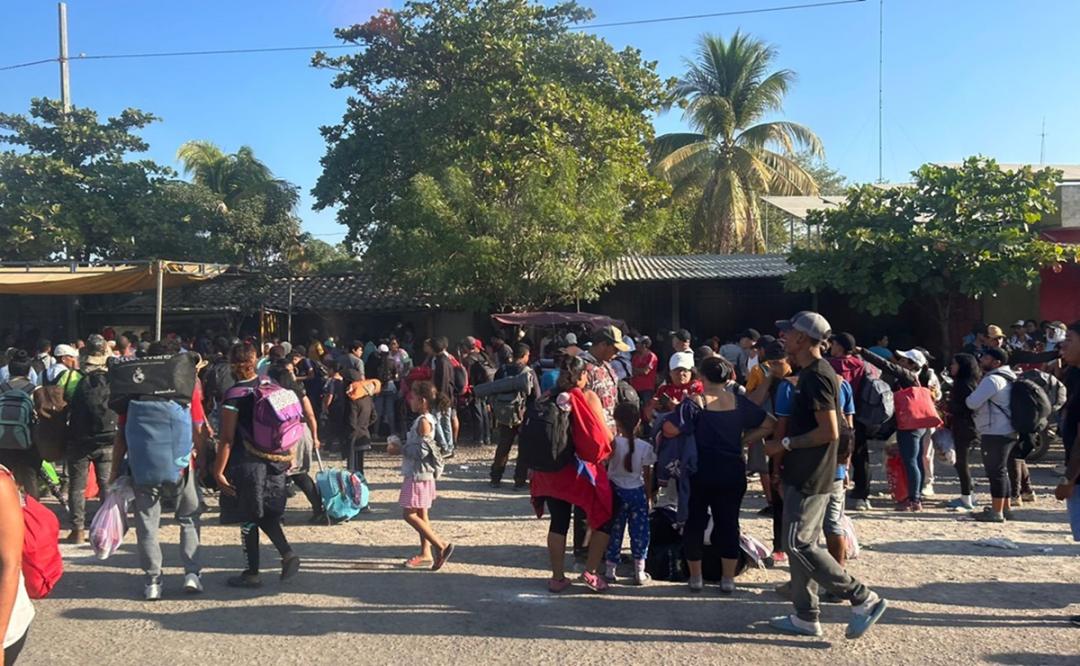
[609,254,793,282]
[107,273,437,314]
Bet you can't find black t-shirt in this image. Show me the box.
[782,357,840,495]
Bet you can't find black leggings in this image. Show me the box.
[289,473,322,513]
[241,516,292,574]
[954,434,976,496]
[980,434,1018,499]
[683,470,747,561]
[546,497,613,537]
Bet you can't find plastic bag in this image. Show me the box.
[739,533,770,568]
[89,476,135,560]
[886,452,909,503]
[932,428,957,466]
[839,514,860,559]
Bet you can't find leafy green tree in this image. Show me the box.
[0,98,168,261]
[287,236,361,275]
[786,157,1073,351]
[176,140,285,210]
[793,151,846,195]
[313,0,671,309]
[652,32,823,254]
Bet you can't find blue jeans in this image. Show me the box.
[374,389,399,437]
[433,407,455,455]
[897,428,928,503]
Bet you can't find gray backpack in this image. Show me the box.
[855,376,895,437]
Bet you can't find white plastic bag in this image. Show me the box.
[739,533,770,568]
[932,428,957,465]
[839,514,860,559]
[89,476,135,560]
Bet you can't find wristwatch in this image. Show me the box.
[781,437,792,452]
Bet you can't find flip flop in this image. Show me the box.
[431,544,455,571]
[404,556,434,569]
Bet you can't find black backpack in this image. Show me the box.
[517,396,574,472]
[69,369,118,441]
[203,359,235,406]
[452,362,469,397]
[617,380,640,409]
[1007,377,1052,436]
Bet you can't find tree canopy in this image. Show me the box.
[313,0,672,309]
[786,157,1074,348]
[0,99,305,270]
[652,31,823,254]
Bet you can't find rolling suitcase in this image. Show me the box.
[314,450,368,523]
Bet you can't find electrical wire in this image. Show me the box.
[1,0,866,71]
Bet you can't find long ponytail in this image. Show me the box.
[614,402,641,473]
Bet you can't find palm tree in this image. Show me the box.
[652,32,824,253]
[176,140,280,210]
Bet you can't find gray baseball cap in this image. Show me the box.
[775,311,832,342]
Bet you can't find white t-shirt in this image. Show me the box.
[606,436,657,490]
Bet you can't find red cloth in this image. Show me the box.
[655,380,703,405]
[828,355,866,395]
[629,350,658,392]
[530,388,613,530]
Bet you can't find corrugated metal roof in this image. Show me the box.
[609,254,792,282]
[761,195,847,221]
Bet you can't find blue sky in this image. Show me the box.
[3,0,1078,241]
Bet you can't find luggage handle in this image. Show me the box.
[315,447,324,473]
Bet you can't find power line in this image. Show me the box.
[570,0,866,29]
[1,1,866,71]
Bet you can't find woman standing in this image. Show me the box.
[0,465,32,664]
[214,343,301,589]
[859,348,938,511]
[946,354,981,511]
[665,357,775,593]
[530,356,615,593]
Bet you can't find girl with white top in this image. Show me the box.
[604,402,656,585]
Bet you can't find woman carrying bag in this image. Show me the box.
[858,348,942,512]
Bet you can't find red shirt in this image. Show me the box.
[630,350,658,392]
[655,380,704,405]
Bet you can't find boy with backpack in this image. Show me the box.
[64,336,117,544]
[0,351,41,497]
[108,340,205,601]
[489,344,539,489]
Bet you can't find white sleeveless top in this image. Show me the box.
[0,466,34,648]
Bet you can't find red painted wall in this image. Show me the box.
[1039,263,1080,323]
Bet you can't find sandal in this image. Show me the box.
[404,556,434,569]
[432,543,455,571]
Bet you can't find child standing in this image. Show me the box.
[605,402,656,585]
[391,380,455,571]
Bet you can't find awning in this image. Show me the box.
[0,261,229,295]
[491,311,626,330]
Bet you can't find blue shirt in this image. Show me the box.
[675,396,766,483]
[0,366,39,387]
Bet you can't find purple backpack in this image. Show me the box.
[226,381,305,454]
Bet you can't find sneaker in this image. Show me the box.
[580,570,609,593]
[632,571,651,586]
[64,529,87,545]
[769,614,823,637]
[757,504,774,517]
[280,554,301,581]
[183,573,203,594]
[851,499,873,511]
[688,576,704,594]
[227,572,263,589]
[1010,495,1023,507]
[548,577,572,593]
[1003,508,1017,521]
[1021,491,1037,503]
[922,483,936,498]
[974,508,1005,523]
[719,577,735,594]
[948,497,975,511]
[489,479,502,489]
[144,579,163,601]
[847,596,889,639]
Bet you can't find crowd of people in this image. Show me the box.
[2,311,1080,663]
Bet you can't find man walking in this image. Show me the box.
[765,311,887,639]
[489,343,539,489]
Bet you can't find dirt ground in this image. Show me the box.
[21,441,1080,665]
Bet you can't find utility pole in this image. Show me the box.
[58,2,71,113]
[1039,117,1047,165]
[877,0,884,183]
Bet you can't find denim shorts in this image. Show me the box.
[823,480,845,536]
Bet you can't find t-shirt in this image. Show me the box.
[607,436,657,490]
[655,380,704,406]
[630,350,658,392]
[676,396,767,483]
[581,354,618,427]
[782,357,840,496]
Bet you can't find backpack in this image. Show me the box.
[1007,376,1052,436]
[468,354,496,387]
[32,383,69,461]
[451,357,470,398]
[616,380,640,409]
[225,381,305,455]
[203,359,235,408]
[68,369,118,443]
[22,493,63,599]
[124,399,193,486]
[29,356,46,380]
[108,353,197,409]
[517,396,574,472]
[0,380,35,451]
[855,376,895,437]
[316,466,369,523]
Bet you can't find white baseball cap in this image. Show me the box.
[670,351,695,371]
[896,349,928,368]
[54,344,78,359]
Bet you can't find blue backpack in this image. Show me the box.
[124,400,193,486]
[314,451,369,523]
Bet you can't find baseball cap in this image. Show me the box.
[740,328,761,342]
[592,326,631,352]
[896,349,928,368]
[564,333,578,346]
[762,339,786,361]
[829,332,856,354]
[378,344,390,354]
[775,311,832,342]
[674,329,692,343]
[54,344,78,359]
[670,351,695,371]
[1012,320,1025,328]
[753,334,777,349]
[985,324,1005,339]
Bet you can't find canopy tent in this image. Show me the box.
[491,311,626,330]
[0,261,230,338]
